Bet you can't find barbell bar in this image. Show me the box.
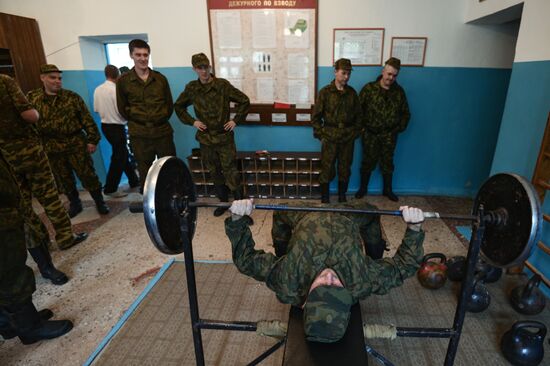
[140,156,542,268]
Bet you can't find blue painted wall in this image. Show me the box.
[491,60,550,178]
[62,65,511,197]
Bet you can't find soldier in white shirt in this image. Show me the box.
[93,65,139,197]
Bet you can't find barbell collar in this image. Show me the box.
[187,201,477,221]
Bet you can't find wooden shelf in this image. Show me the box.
[188,151,321,199]
[537,241,550,256]
[543,214,550,223]
[524,261,550,288]
[532,112,550,200]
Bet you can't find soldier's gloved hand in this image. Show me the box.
[400,206,424,232]
[229,199,254,220]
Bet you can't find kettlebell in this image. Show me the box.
[475,259,502,283]
[501,321,546,366]
[466,274,491,313]
[417,253,447,289]
[510,274,547,315]
[446,256,466,282]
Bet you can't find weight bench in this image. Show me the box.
[283,304,368,365]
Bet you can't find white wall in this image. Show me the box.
[1,0,517,70]
[514,0,550,62]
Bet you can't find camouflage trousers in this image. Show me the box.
[47,143,103,195]
[130,133,176,191]
[319,140,355,184]
[271,199,385,258]
[200,140,242,191]
[360,132,398,175]
[0,140,74,249]
[0,225,36,306]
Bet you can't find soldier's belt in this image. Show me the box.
[130,120,167,128]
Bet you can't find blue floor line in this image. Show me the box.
[456,226,472,241]
[83,258,175,366]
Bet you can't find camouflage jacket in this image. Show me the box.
[311,81,362,143]
[27,88,100,154]
[116,68,174,138]
[174,76,250,145]
[0,75,39,142]
[0,154,23,230]
[359,77,410,134]
[225,201,425,306]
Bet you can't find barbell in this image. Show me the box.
[138,156,542,268]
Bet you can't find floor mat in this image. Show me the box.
[87,261,549,366]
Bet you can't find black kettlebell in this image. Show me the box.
[475,259,502,283]
[466,274,491,313]
[447,256,466,282]
[510,274,547,315]
[501,321,546,366]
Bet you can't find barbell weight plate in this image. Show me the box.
[143,156,197,255]
[474,173,541,268]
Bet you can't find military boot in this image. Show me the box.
[1,309,54,340]
[233,187,253,225]
[5,299,73,345]
[382,174,398,202]
[90,189,110,215]
[320,183,330,203]
[338,181,349,203]
[66,190,82,218]
[355,171,371,199]
[28,242,69,285]
[213,185,229,217]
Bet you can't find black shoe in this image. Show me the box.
[383,190,399,202]
[355,172,371,199]
[0,309,54,340]
[320,184,330,203]
[214,185,229,217]
[213,206,229,217]
[338,181,348,203]
[6,299,73,345]
[382,174,398,202]
[60,232,88,251]
[66,190,83,218]
[28,245,69,285]
[90,189,110,215]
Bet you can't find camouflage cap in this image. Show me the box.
[303,285,354,343]
[384,57,401,70]
[334,58,353,71]
[40,64,62,74]
[192,53,210,68]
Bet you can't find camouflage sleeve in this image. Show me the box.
[76,95,101,145]
[4,76,33,113]
[227,84,250,124]
[358,85,369,129]
[225,216,278,282]
[174,85,196,126]
[397,90,410,132]
[116,80,130,120]
[161,75,174,121]
[352,92,363,134]
[356,228,425,298]
[311,90,325,137]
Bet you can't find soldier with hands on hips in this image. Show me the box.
[175,53,250,217]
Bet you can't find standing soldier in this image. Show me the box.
[312,58,362,203]
[0,74,87,287]
[174,53,250,217]
[116,39,176,193]
[356,57,410,202]
[27,64,109,217]
[0,154,73,344]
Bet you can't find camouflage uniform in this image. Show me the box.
[225,199,425,307]
[116,68,176,189]
[312,81,362,184]
[174,76,250,192]
[0,75,74,249]
[358,77,410,175]
[26,88,103,195]
[0,154,35,306]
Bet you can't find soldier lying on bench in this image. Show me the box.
[224,199,425,343]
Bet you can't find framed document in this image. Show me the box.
[390,37,427,67]
[207,0,318,126]
[333,28,384,66]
